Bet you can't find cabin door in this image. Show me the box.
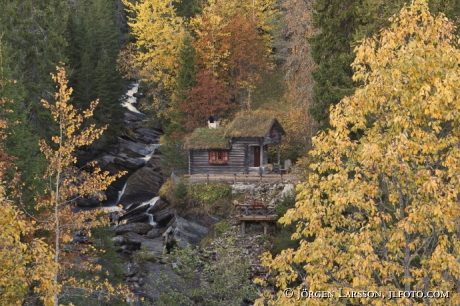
[254,146,260,167]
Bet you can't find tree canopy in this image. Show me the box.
[258,1,460,304]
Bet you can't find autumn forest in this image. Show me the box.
[2,0,460,305]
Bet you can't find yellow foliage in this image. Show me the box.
[258,1,460,304]
[36,66,128,304]
[122,0,186,113]
[215,0,278,50]
[191,1,231,76]
[0,42,57,305]
[0,183,56,305]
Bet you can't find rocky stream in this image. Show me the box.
[73,83,221,303]
[73,83,295,304]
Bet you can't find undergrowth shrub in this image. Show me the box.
[270,193,300,255]
[214,220,231,236]
[159,179,233,217]
[187,182,231,205]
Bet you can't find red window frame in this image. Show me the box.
[209,150,229,165]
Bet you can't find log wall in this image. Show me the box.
[189,132,282,175]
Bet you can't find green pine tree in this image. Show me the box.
[165,34,197,136]
[310,0,460,129]
[66,0,125,146]
[173,0,202,20]
[309,0,359,129]
[0,38,47,210]
[0,0,69,137]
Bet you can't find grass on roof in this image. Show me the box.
[184,128,230,149]
[225,113,275,138]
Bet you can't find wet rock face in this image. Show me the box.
[135,128,162,143]
[118,165,162,208]
[74,191,106,207]
[77,115,162,206]
[160,214,219,249]
[147,199,174,226]
[119,200,156,223]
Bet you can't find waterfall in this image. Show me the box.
[148,214,157,226]
[103,206,123,213]
[122,82,142,114]
[143,196,160,207]
[116,181,128,206]
[141,143,161,163]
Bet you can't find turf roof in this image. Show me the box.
[225,113,284,138]
[183,128,230,150]
[185,113,285,150]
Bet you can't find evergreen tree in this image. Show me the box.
[0,0,69,136]
[309,0,358,129]
[166,34,197,136]
[66,0,125,146]
[0,35,47,210]
[173,0,202,20]
[310,0,460,129]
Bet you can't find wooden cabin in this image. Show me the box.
[184,113,286,175]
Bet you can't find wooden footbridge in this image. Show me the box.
[233,199,277,235]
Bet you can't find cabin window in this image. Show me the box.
[209,150,229,165]
[270,127,276,138]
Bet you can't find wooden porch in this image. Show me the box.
[185,173,299,184]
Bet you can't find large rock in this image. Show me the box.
[141,237,165,258]
[74,191,106,208]
[123,232,144,245]
[115,222,153,235]
[146,228,165,239]
[119,201,156,222]
[113,150,145,169]
[167,215,210,249]
[118,166,162,207]
[111,236,125,246]
[118,138,154,156]
[135,127,162,143]
[121,214,149,224]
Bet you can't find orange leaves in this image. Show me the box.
[180,69,231,131]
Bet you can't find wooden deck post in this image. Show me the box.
[263,222,268,235]
[207,174,209,183]
[241,221,246,236]
[277,143,280,169]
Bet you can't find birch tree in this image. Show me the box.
[37,66,127,305]
[0,53,56,306]
[258,1,460,304]
[122,0,186,113]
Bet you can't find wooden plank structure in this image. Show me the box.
[186,173,299,184]
[233,199,277,235]
[184,113,286,175]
